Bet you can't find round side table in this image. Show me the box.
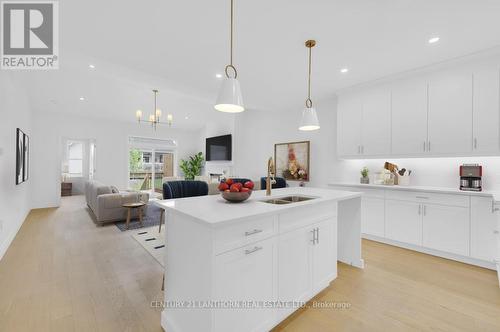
[122,202,146,229]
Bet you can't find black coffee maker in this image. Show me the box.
[459,164,482,191]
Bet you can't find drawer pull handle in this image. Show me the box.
[245,246,263,255]
[416,196,429,199]
[245,229,263,236]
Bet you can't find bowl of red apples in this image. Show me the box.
[218,178,254,202]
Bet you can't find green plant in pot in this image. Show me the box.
[360,167,369,184]
[179,152,204,180]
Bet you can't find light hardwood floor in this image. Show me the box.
[1,195,499,332]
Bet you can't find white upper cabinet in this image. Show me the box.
[337,60,500,159]
[337,94,362,157]
[391,79,428,155]
[473,65,500,154]
[361,87,392,156]
[427,70,473,154]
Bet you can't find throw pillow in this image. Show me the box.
[110,186,120,193]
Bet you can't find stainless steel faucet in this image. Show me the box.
[266,157,277,196]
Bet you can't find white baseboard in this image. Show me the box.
[0,209,30,261]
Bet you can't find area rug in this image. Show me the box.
[114,203,162,231]
[131,226,165,267]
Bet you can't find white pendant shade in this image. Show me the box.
[215,77,245,113]
[299,107,320,131]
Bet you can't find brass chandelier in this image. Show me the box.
[135,89,173,130]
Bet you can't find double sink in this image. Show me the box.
[260,195,317,205]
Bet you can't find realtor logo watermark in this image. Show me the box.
[1,1,59,69]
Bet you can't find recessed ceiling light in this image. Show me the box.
[215,73,222,78]
[340,68,349,73]
[79,97,85,101]
[428,37,440,44]
[88,64,95,69]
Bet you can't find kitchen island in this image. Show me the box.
[154,187,363,332]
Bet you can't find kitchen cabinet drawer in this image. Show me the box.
[279,202,336,234]
[422,204,470,256]
[215,215,277,254]
[385,190,469,207]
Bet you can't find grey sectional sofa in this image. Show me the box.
[85,180,149,225]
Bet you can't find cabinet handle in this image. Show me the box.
[491,201,500,213]
[316,228,320,245]
[418,205,421,215]
[474,138,477,150]
[361,145,364,154]
[358,145,361,154]
[310,229,316,244]
[245,246,263,255]
[423,141,426,152]
[423,205,427,216]
[428,141,431,152]
[245,229,263,236]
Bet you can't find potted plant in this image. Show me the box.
[360,167,369,184]
[179,152,204,180]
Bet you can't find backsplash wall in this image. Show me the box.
[334,156,500,191]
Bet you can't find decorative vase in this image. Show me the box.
[360,177,369,184]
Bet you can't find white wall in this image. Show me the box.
[31,111,202,209]
[0,73,32,260]
[233,96,337,187]
[334,157,500,191]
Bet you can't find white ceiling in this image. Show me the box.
[15,0,500,128]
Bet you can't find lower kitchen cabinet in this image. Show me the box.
[312,219,337,291]
[362,197,385,237]
[422,204,469,256]
[214,237,276,332]
[470,196,497,262]
[385,200,422,246]
[278,218,337,318]
[278,225,313,306]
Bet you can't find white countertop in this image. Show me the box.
[329,182,500,202]
[153,187,361,227]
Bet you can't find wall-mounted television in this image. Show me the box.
[206,134,232,161]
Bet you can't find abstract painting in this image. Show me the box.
[274,141,310,182]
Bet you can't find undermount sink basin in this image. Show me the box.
[260,195,317,205]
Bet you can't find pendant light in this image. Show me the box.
[215,0,244,113]
[299,40,320,131]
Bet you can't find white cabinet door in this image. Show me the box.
[428,71,473,154]
[361,87,392,156]
[312,219,337,291]
[473,66,500,154]
[337,94,362,157]
[391,79,428,155]
[470,196,497,262]
[385,200,422,246]
[361,197,385,237]
[214,238,276,332]
[422,204,469,256]
[278,226,313,305]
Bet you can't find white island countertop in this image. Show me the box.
[329,182,500,202]
[153,187,361,227]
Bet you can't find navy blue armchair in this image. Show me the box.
[159,180,209,233]
[260,177,287,190]
[163,180,209,200]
